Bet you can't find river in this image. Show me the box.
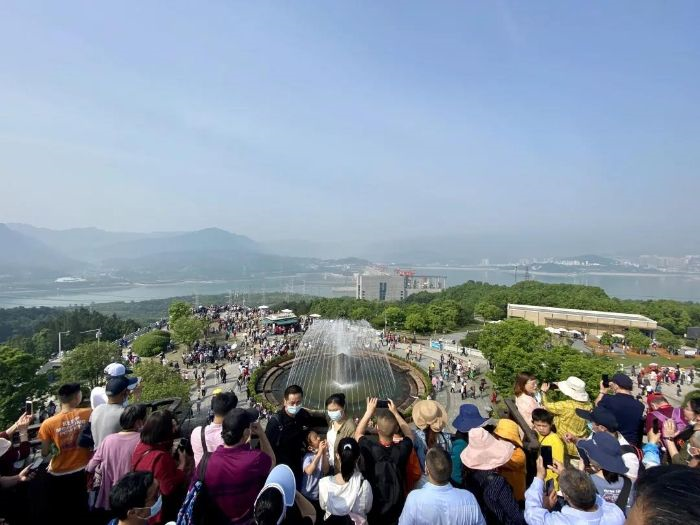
[0,268,698,308]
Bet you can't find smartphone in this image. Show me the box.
[652,418,660,434]
[545,478,555,494]
[25,401,33,416]
[376,400,389,409]
[540,445,553,468]
[602,374,610,388]
[250,437,260,449]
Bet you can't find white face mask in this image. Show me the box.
[286,405,301,416]
[327,409,343,422]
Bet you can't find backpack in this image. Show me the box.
[176,431,230,525]
[651,408,687,434]
[620,444,645,474]
[367,443,403,517]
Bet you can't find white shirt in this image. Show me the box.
[524,478,625,525]
[326,426,338,468]
[398,482,486,525]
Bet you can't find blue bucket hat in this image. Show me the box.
[453,404,488,433]
[577,432,628,475]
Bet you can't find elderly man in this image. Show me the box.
[524,457,624,525]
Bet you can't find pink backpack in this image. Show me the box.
[652,408,687,433]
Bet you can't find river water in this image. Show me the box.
[0,268,698,308]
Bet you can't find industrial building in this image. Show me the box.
[356,269,447,301]
[507,303,657,338]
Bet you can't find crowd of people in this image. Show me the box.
[0,357,699,525]
[2,299,699,525]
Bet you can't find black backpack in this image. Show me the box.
[367,443,403,517]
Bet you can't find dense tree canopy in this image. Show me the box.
[59,341,123,389]
[134,361,192,407]
[168,301,192,325]
[171,316,208,349]
[0,345,48,427]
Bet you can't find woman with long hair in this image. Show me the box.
[514,372,540,429]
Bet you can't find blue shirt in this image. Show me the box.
[398,481,486,525]
[524,478,625,525]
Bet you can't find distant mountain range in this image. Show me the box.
[0,223,367,282]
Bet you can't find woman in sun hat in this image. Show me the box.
[493,419,527,503]
[541,376,592,458]
[410,399,452,488]
[450,404,489,485]
[576,432,633,514]
[460,427,525,525]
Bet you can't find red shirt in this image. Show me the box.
[132,441,185,524]
[204,444,272,524]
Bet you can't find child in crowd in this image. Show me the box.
[532,408,566,491]
[302,430,329,517]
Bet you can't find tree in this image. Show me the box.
[626,329,651,354]
[0,345,48,427]
[599,332,613,347]
[132,331,171,357]
[382,307,406,329]
[171,316,208,349]
[404,312,429,334]
[460,331,480,348]
[133,361,192,407]
[654,328,682,354]
[350,306,372,322]
[59,341,122,389]
[168,301,192,325]
[474,301,504,322]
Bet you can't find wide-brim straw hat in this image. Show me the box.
[412,400,449,432]
[556,376,590,402]
[461,427,515,470]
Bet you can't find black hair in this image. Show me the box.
[632,465,700,524]
[120,404,148,431]
[284,384,303,400]
[57,383,81,403]
[254,487,284,525]
[140,409,177,445]
[337,437,360,482]
[109,471,154,520]
[686,397,700,416]
[212,392,238,417]
[531,408,554,425]
[325,393,346,408]
[221,410,248,446]
[426,447,452,484]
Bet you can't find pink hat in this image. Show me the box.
[460,427,514,470]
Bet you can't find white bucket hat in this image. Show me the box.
[555,376,589,402]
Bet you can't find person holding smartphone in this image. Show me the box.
[532,409,566,492]
[0,412,33,476]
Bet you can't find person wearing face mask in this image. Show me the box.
[91,376,137,449]
[87,404,148,513]
[266,385,311,488]
[325,393,356,472]
[108,471,162,525]
[131,410,191,524]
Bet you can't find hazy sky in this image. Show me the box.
[1,2,699,247]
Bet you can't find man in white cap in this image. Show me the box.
[90,363,140,409]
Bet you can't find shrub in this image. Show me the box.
[132,330,171,357]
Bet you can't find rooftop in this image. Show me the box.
[508,303,656,323]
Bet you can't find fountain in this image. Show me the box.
[285,320,398,414]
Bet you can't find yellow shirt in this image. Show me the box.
[538,432,565,492]
[542,394,592,458]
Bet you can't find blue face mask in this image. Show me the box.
[139,494,162,519]
[586,422,594,432]
[327,409,343,422]
[286,405,301,416]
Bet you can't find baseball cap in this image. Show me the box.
[105,376,130,397]
[611,373,633,390]
[104,363,133,377]
[104,363,139,390]
[575,406,619,432]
